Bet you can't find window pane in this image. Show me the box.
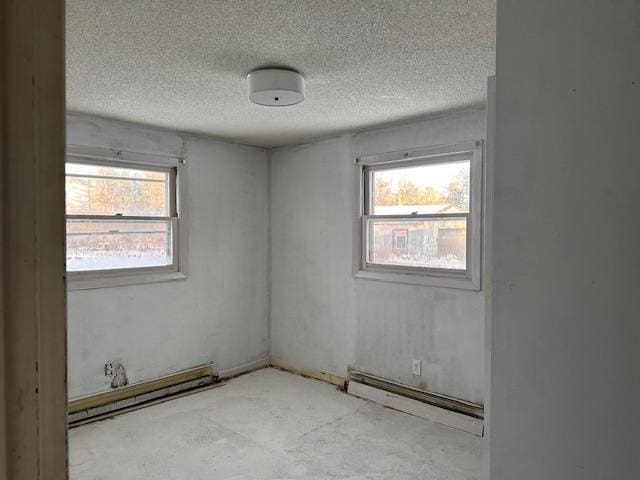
[66,162,169,216]
[66,219,172,271]
[371,160,470,215]
[367,217,467,270]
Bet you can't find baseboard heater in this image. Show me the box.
[68,363,218,426]
[347,369,484,436]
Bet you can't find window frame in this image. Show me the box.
[354,140,483,290]
[66,145,188,290]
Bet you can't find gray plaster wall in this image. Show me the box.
[67,114,270,398]
[270,110,487,404]
[490,1,640,478]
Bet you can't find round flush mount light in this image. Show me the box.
[247,68,304,106]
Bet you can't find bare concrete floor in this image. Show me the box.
[69,368,482,479]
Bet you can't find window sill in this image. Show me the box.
[67,270,186,291]
[354,269,480,291]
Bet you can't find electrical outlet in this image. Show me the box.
[412,359,422,376]
[104,361,113,377]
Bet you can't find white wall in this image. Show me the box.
[270,109,487,404]
[490,1,639,479]
[67,114,270,398]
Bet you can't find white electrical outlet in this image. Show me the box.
[412,359,422,376]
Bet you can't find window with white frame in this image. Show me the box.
[65,148,187,289]
[357,141,482,290]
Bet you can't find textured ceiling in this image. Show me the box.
[67,1,495,147]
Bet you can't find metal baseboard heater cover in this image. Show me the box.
[68,363,217,424]
[348,369,483,419]
[347,370,484,435]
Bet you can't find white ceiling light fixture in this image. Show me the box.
[247,68,305,106]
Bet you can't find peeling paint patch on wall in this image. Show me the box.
[110,363,128,388]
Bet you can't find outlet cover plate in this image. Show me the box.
[412,359,422,376]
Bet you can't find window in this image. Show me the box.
[66,146,187,289]
[392,228,409,253]
[356,141,482,290]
